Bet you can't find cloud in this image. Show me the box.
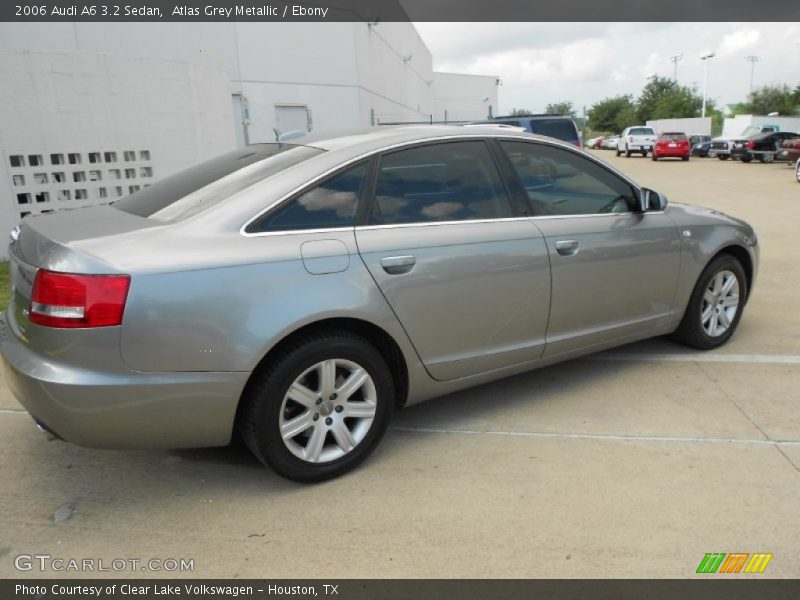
[719,28,762,56]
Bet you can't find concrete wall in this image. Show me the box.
[646,118,712,136]
[0,48,234,257]
[721,114,800,138]
[432,72,498,123]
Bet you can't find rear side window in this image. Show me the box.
[628,127,655,136]
[660,133,688,141]
[528,119,579,142]
[500,140,638,216]
[247,163,367,233]
[369,141,512,225]
[113,144,323,222]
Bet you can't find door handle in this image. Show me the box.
[380,255,416,274]
[554,240,579,256]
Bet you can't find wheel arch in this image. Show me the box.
[238,317,410,415]
[709,244,754,302]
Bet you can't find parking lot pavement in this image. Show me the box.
[1,152,799,579]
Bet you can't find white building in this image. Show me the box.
[0,23,498,256]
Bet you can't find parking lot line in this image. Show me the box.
[391,426,800,446]
[0,408,25,414]
[593,353,800,365]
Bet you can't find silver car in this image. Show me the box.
[1,126,758,482]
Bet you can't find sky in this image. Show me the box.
[414,22,800,115]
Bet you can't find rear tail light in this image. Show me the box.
[29,270,131,328]
[746,141,755,149]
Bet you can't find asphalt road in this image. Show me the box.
[1,150,798,579]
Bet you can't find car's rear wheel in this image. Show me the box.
[238,330,394,482]
[615,148,621,157]
[796,160,800,183]
[760,152,774,163]
[651,154,657,161]
[641,151,648,157]
[707,150,717,158]
[718,155,728,160]
[625,149,632,158]
[741,155,753,163]
[682,155,690,161]
[672,254,747,350]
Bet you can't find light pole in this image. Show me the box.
[669,53,683,81]
[745,55,760,98]
[700,51,716,118]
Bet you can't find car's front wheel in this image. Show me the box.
[672,254,747,350]
[238,330,394,482]
[707,150,717,158]
[760,152,774,163]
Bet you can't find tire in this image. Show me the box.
[625,149,632,158]
[682,155,689,161]
[651,155,657,161]
[238,330,395,482]
[741,155,752,163]
[718,155,728,160]
[707,150,717,158]
[615,149,621,157]
[760,152,774,164]
[641,151,648,157]
[796,160,800,183]
[671,254,747,350]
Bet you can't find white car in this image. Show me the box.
[617,126,657,157]
[796,158,800,183]
[601,136,620,150]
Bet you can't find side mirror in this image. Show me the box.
[640,188,668,212]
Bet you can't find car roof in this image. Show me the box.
[285,124,538,154]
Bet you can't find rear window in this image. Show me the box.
[660,133,688,141]
[113,144,323,222]
[528,119,579,142]
[628,128,655,136]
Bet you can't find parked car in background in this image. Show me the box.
[617,126,657,157]
[796,158,800,183]
[692,137,716,158]
[586,136,605,149]
[601,136,620,150]
[777,137,800,164]
[469,114,582,147]
[690,135,712,146]
[1,126,760,482]
[710,124,781,160]
[730,131,799,163]
[652,132,691,161]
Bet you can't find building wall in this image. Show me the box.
[432,72,498,123]
[0,48,234,257]
[646,118,712,136]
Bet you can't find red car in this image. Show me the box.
[652,132,691,161]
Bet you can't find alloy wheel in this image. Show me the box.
[279,359,377,463]
[700,270,740,338]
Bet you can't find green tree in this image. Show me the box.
[587,95,635,133]
[545,101,576,118]
[636,75,705,122]
[507,108,534,117]
[740,84,800,116]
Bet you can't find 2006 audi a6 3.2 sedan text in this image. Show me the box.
[0,126,759,481]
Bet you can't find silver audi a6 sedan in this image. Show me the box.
[1,126,758,481]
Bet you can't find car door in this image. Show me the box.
[497,139,681,359]
[355,139,551,382]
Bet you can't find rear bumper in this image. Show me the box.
[654,149,689,157]
[0,312,247,449]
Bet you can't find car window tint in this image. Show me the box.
[369,141,512,225]
[248,163,367,232]
[528,119,579,142]
[500,140,638,216]
[114,144,323,222]
[629,128,655,136]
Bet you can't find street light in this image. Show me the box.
[700,51,716,118]
[745,55,760,97]
[669,53,683,81]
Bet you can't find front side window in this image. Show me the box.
[369,141,512,225]
[500,140,639,216]
[247,163,367,233]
